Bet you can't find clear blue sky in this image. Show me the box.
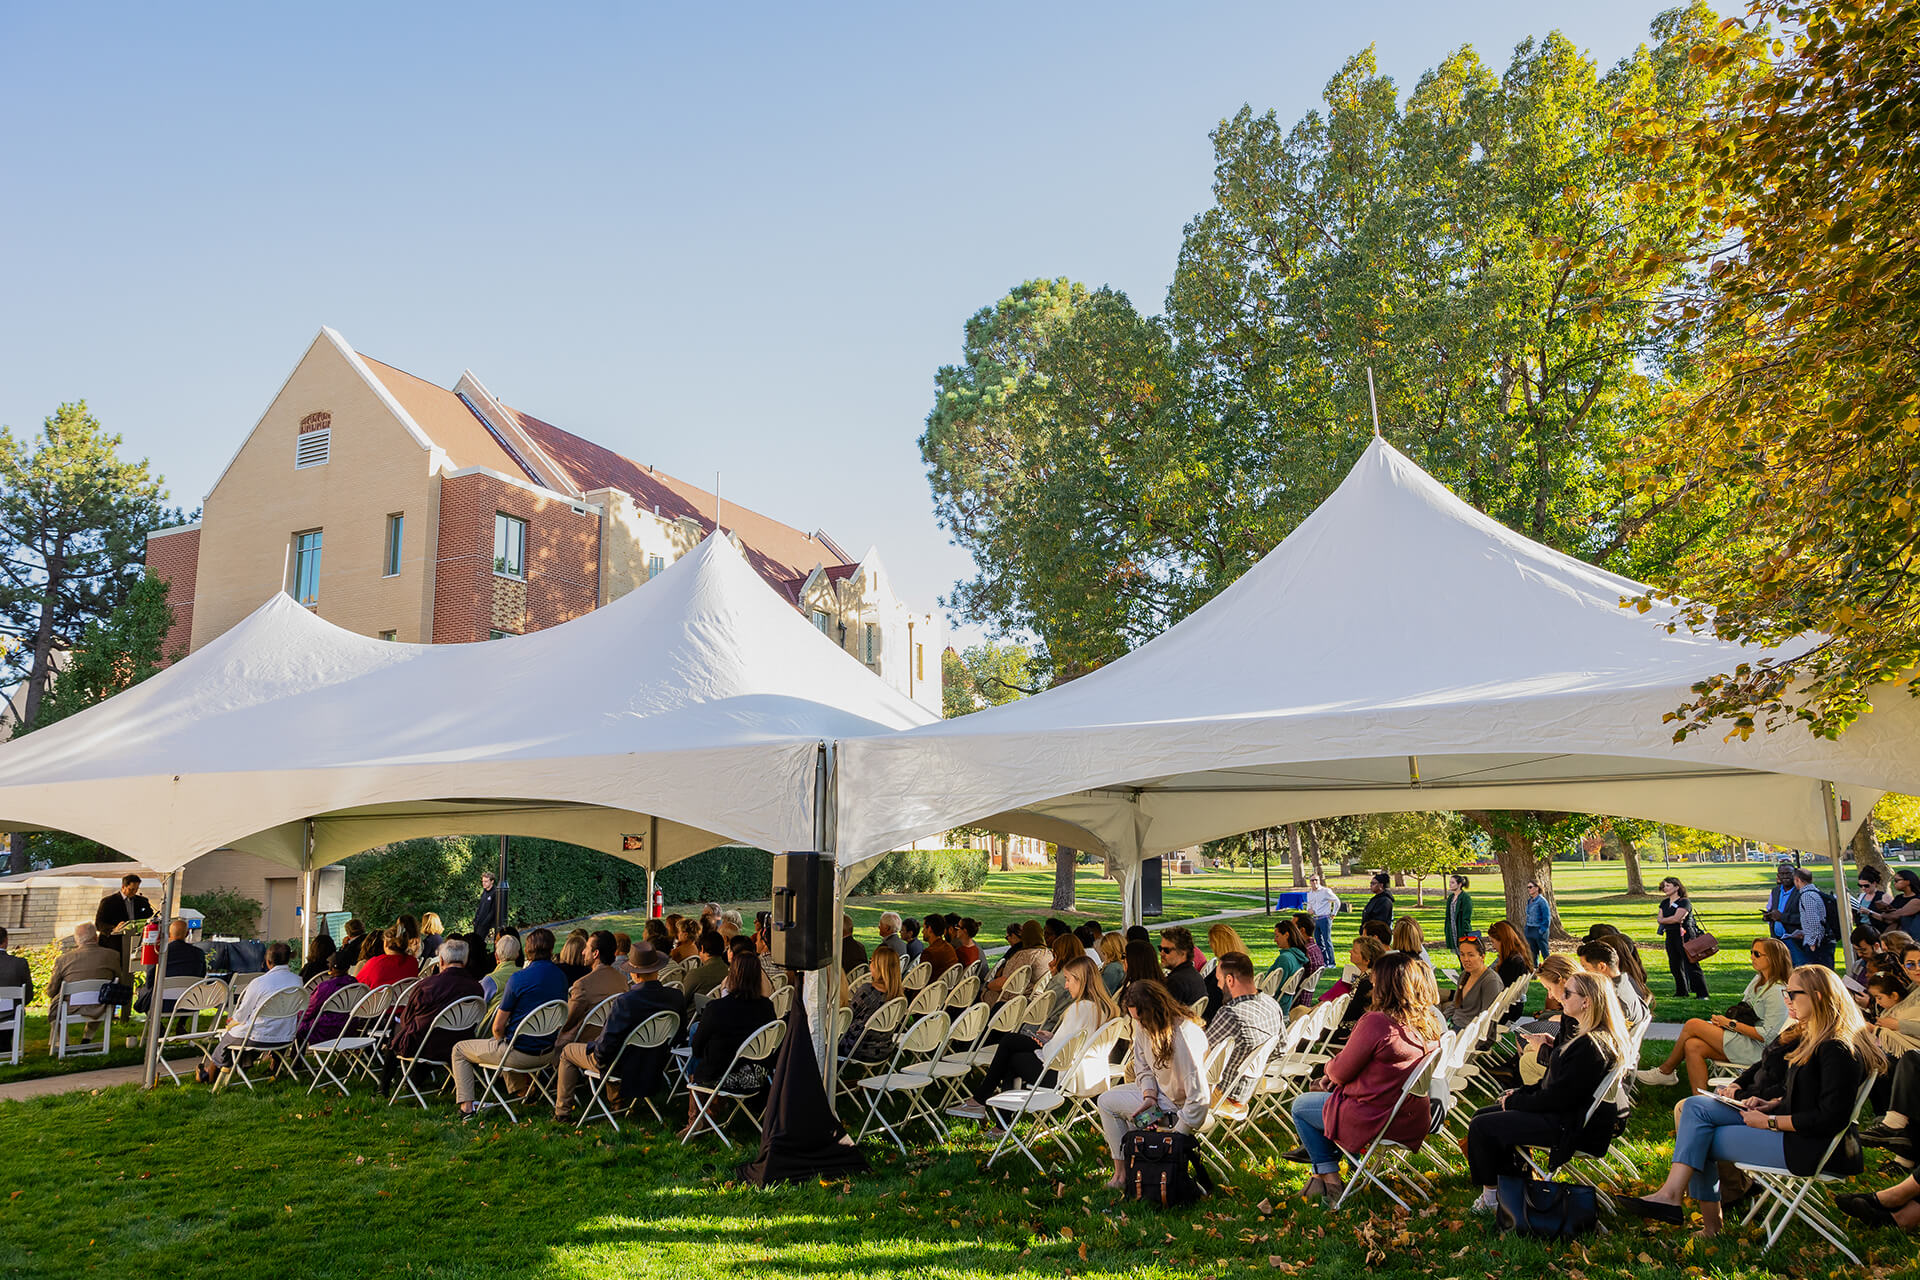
[0,2,1690,643]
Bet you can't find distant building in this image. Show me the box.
[145,327,942,713]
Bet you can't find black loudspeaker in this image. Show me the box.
[771,852,834,970]
[1140,856,1164,919]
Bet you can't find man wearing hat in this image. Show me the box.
[552,944,687,1122]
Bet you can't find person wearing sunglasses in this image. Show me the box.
[1624,966,1887,1238]
[1638,938,1792,1090]
[1874,869,1920,931]
[1156,926,1207,1007]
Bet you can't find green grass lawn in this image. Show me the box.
[2,1031,1905,1279]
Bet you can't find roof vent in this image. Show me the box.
[295,429,330,469]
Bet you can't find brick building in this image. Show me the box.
[146,327,943,713]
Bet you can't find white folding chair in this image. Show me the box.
[387,996,484,1108]
[1188,996,1210,1020]
[904,983,945,1020]
[302,972,328,995]
[926,1002,993,1115]
[998,965,1033,999]
[683,1019,787,1149]
[944,974,983,1011]
[983,1027,1093,1172]
[841,996,909,1078]
[845,963,871,988]
[771,985,796,1018]
[211,986,309,1093]
[1520,1055,1631,1206]
[902,963,932,994]
[472,999,567,1122]
[0,985,25,1066]
[1733,1075,1878,1264]
[1196,1031,1283,1174]
[1054,1016,1132,1151]
[957,997,1029,1071]
[52,980,114,1059]
[305,983,401,1097]
[152,978,229,1084]
[577,1010,681,1130]
[854,1011,951,1154]
[1333,1047,1444,1210]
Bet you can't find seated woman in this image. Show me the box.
[1498,954,1579,1089]
[841,946,905,1063]
[1389,917,1438,975]
[1095,981,1210,1190]
[1465,972,1627,1215]
[418,912,445,962]
[1637,937,1791,1091]
[1873,870,1920,933]
[951,917,984,968]
[296,949,360,1046]
[1486,920,1534,991]
[1292,913,1326,971]
[682,951,779,1136]
[1049,933,1083,977]
[300,933,337,983]
[671,918,701,963]
[1097,932,1127,996]
[951,955,1120,1123]
[1266,919,1309,986]
[1121,938,1163,989]
[1288,951,1446,1203]
[356,927,421,991]
[1322,938,1388,1043]
[986,921,1049,999]
[1623,965,1887,1238]
[1439,936,1506,1031]
[1577,938,1648,1028]
[554,933,592,986]
[1868,970,1920,1057]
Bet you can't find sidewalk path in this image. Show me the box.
[0,1063,146,1102]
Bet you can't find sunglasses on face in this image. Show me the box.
[1785,988,1808,1000]
[1904,958,1920,970]
[1158,944,1177,953]
[1749,949,1766,957]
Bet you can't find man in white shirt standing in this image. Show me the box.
[1305,876,1341,968]
[195,942,303,1084]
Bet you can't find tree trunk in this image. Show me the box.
[6,831,26,876]
[1855,816,1889,884]
[994,834,1010,873]
[1392,870,1406,889]
[1305,822,1325,880]
[1600,828,1648,896]
[1464,810,1573,941]
[1052,844,1076,912]
[1285,824,1306,887]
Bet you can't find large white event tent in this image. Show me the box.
[836,437,1920,925]
[0,531,934,949]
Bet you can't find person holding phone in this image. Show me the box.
[1637,938,1792,1090]
[1656,876,1712,1000]
[1096,981,1210,1189]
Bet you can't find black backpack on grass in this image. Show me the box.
[1120,1128,1213,1206]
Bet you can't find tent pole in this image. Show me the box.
[1823,782,1858,973]
[301,820,315,964]
[140,869,177,1090]
[497,833,509,937]
[814,742,843,1111]
[646,815,659,920]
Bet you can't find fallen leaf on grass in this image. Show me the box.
[1078,1243,1088,1261]
[1256,1198,1274,1216]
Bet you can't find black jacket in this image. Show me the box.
[1362,892,1395,928]
[1164,962,1206,1007]
[1732,1036,1793,1103]
[1780,1039,1869,1176]
[94,892,153,938]
[1505,1026,1621,1168]
[133,941,209,1013]
[474,888,502,937]
[591,981,689,1095]
[689,993,777,1084]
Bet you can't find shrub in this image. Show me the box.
[180,889,262,938]
[656,847,774,905]
[849,848,989,895]
[343,836,660,931]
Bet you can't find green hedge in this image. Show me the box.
[180,889,262,938]
[655,847,773,905]
[850,848,988,895]
[342,836,655,932]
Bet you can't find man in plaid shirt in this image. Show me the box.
[1205,952,1283,1104]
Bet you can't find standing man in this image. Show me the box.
[1760,861,1799,945]
[474,871,502,942]
[1444,875,1474,951]
[1523,881,1553,965]
[1361,873,1396,932]
[1786,865,1834,968]
[0,927,32,1054]
[95,872,153,969]
[1304,875,1340,967]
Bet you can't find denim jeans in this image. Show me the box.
[1672,1094,1786,1201]
[1526,931,1549,966]
[1313,917,1334,965]
[1290,1091,1343,1175]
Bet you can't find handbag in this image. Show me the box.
[1725,1000,1759,1027]
[1120,1128,1213,1206]
[1682,929,1720,963]
[1494,1174,1598,1238]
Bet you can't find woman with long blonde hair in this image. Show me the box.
[1464,972,1626,1213]
[840,945,903,1062]
[1203,922,1252,1015]
[1625,965,1886,1237]
[951,955,1119,1124]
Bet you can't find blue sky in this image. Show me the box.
[0,2,1690,643]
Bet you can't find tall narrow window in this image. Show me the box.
[916,643,925,681]
[647,554,666,580]
[292,530,323,606]
[812,610,832,635]
[494,513,526,578]
[383,513,404,577]
[863,623,880,663]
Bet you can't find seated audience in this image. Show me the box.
[1202,923,1251,1015]
[1122,938,1164,989]
[300,933,337,982]
[1577,938,1648,1027]
[842,946,906,1062]
[396,914,422,960]
[986,921,1050,998]
[135,918,208,1014]
[554,944,687,1122]
[335,918,369,971]
[1625,966,1886,1238]
[419,912,445,961]
[555,932,592,985]
[1637,937,1791,1090]
[683,951,779,1134]
[195,942,302,1082]
[611,932,635,976]
[556,931,631,1048]
[0,927,31,1053]
[839,915,868,973]
[1048,933,1082,977]
[1389,917,1438,973]
[454,928,569,1118]
[1288,951,1446,1202]
[1206,952,1283,1104]
[718,910,744,941]
[919,913,960,978]
[672,919,701,963]
[1319,937,1389,1041]
[1486,920,1534,990]
[1869,971,1920,1056]
[47,922,127,1043]
[1439,936,1506,1031]
[685,931,730,999]
[951,955,1120,1122]
[1097,932,1127,996]
[296,949,361,1045]
[1466,972,1628,1215]
[357,927,421,990]
[1075,922,1103,967]
[1360,920,1392,946]
[1266,919,1309,984]
[900,918,924,961]
[482,933,523,1002]
[875,912,908,959]
[1860,1046,1920,1168]
[1098,980,1211,1186]
[381,937,485,1092]
[1158,927,1207,1007]
[1291,912,1326,971]
[1586,924,1656,1009]
[642,919,672,956]
[952,917,984,968]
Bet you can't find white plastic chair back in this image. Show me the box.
[1189,996,1210,1020]
[946,1002,990,1050]
[902,963,932,994]
[985,996,1028,1037]
[1000,965,1032,997]
[896,1010,952,1061]
[0,985,23,1065]
[944,974,982,1010]
[771,985,795,1018]
[906,983,944,1019]
[302,972,328,994]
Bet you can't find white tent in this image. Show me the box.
[836,438,1920,918]
[0,532,934,881]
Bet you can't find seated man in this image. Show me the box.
[1205,952,1284,1105]
[1159,926,1207,1006]
[453,927,568,1118]
[47,922,128,1044]
[136,919,209,1014]
[554,944,688,1121]
[839,915,868,974]
[195,942,302,1082]
[556,931,630,1048]
[685,930,729,999]
[381,938,485,1093]
[0,926,32,1053]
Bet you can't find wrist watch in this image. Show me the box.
[1766,1116,1778,1131]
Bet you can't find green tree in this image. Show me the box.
[1362,811,1469,906]
[1607,0,1920,741]
[941,641,1036,718]
[0,402,176,872]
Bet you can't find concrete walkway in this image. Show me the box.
[0,1063,147,1102]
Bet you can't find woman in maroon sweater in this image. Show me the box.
[1287,951,1446,1202]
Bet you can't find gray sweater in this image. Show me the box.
[1443,968,1506,1030]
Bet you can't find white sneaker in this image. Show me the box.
[1635,1067,1679,1086]
[946,1100,989,1119]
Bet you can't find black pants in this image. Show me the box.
[1465,1104,1565,1187]
[972,1033,1049,1103]
[1664,932,1710,999]
[1874,1048,1920,1116]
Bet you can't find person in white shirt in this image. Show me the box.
[195,942,303,1082]
[1305,876,1341,965]
[948,956,1119,1121]
[1097,979,1212,1188]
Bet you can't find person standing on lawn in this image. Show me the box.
[1761,860,1799,944]
[1656,876,1713,1000]
[1524,881,1552,966]
[1305,874,1340,963]
[1786,865,1836,969]
[1361,873,1395,933]
[473,870,503,942]
[1444,875,1474,951]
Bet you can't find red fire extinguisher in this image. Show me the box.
[140,917,161,968]
[651,886,664,918]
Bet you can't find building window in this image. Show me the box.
[378,629,397,642]
[488,629,516,640]
[493,513,526,579]
[383,513,404,577]
[862,623,880,663]
[916,643,925,681]
[812,610,832,635]
[647,554,666,580]
[292,530,323,606]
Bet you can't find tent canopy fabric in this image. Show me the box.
[0,533,935,873]
[836,438,1920,870]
